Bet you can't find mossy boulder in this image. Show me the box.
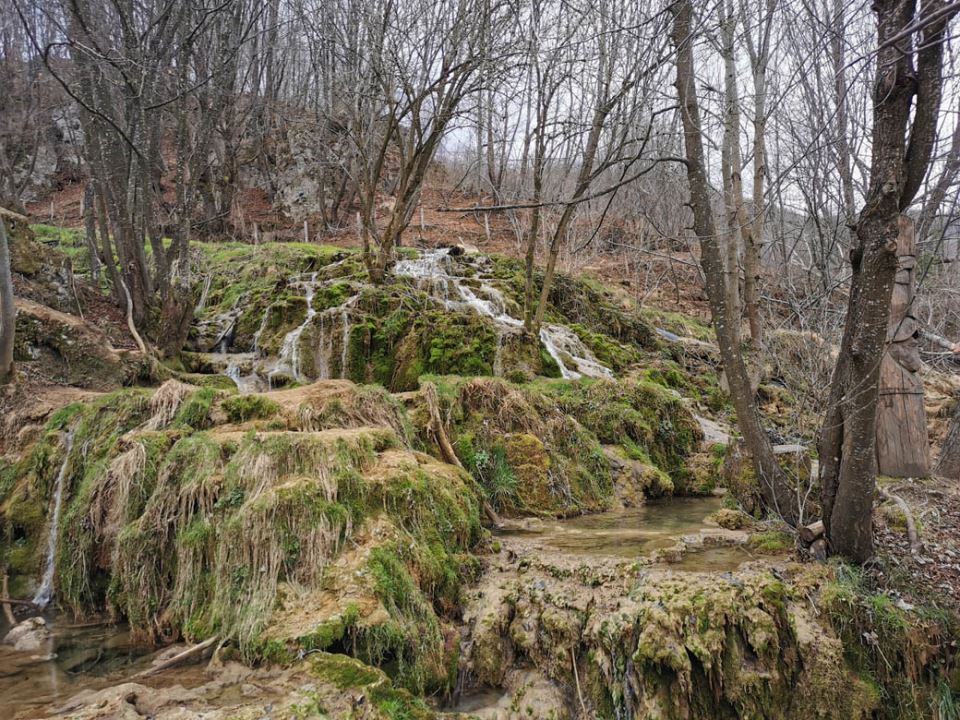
[13,299,132,390]
[391,311,497,390]
[603,445,674,507]
[502,433,552,514]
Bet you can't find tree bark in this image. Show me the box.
[937,404,960,479]
[672,0,798,525]
[82,183,101,283]
[0,219,15,385]
[819,0,956,562]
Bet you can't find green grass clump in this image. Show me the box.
[822,563,960,720]
[174,387,219,428]
[222,394,281,423]
[465,443,518,510]
[747,531,793,554]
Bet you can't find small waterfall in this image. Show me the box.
[195,274,213,314]
[541,324,613,379]
[395,249,611,380]
[312,303,354,380]
[252,305,272,356]
[394,250,458,306]
[273,272,318,381]
[339,307,351,378]
[33,430,75,608]
[316,312,330,379]
[539,327,581,380]
[225,359,243,389]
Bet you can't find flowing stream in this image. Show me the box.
[33,430,74,608]
[0,618,180,715]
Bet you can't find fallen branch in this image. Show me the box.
[878,486,922,555]
[571,647,588,718]
[0,596,37,608]
[132,635,219,679]
[117,277,148,355]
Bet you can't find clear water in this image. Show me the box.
[0,618,155,715]
[498,496,753,571]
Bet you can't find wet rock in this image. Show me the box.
[3,616,51,652]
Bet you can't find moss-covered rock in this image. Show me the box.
[463,554,950,720]
[14,299,133,390]
[0,379,487,699]
[392,311,498,390]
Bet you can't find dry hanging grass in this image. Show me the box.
[87,440,147,563]
[144,379,196,430]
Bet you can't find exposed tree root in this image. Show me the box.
[879,486,922,555]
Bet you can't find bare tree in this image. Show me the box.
[338,0,511,284]
[0,213,16,384]
[672,0,799,524]
[819,0,958,561]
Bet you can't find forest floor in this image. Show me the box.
[873,475,960,612]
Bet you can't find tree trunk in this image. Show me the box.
[672,0,798,525]
[818,0,955,562]
[937,404,960,479]
[82,183,101,283]
[719,0,744,352]
[0,219,16,385]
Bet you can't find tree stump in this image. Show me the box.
[876,217,931,477]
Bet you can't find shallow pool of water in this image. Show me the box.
[0,616,155,715]
[499,496,723,552]
[446,685,510,715]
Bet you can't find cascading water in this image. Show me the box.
[273,272,319,381]
[340,307,351,377]
[216,249,608,390]
[394,249,611,380]
[251,304,272,356]
[195,274,213,314]
[33,430,75,608]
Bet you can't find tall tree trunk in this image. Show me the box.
[672,0,798,524]
[741,0,776,350]
[82,183,101,283]
[719,0,744,351]
[94,184,122,305]
[0,219,15,385]
[819,0,956,561]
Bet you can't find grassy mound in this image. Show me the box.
[422,374,703,516]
